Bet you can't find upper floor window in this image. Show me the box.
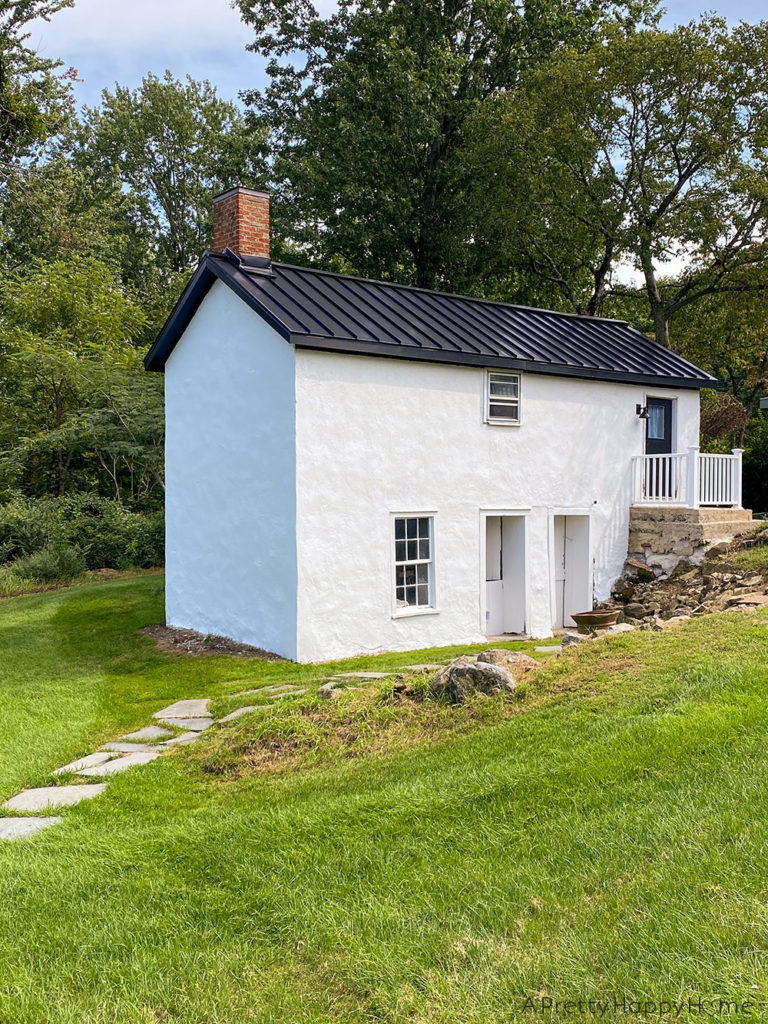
[486,371,520,424]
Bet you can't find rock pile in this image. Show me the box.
[603,559,768,631]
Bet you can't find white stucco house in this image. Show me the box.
[145,187,743,663]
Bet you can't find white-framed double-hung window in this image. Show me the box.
[393,515,435,613]
[485,371,521,424]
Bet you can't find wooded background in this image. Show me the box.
[1,0,766,581]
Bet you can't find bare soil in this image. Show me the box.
[143,624,284,660]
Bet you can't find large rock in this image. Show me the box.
[561,632,586,646]
[624,602,646,619]
[611,578,636,602]
[431,656,515,703]
[476,649,541,675]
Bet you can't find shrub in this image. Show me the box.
[12,543,85,584]
[0,494,164,571]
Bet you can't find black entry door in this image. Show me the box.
[645,398,673,455]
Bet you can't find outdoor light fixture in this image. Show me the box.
[636,404,650,420]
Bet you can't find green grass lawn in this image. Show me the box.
[2,576,768,1022]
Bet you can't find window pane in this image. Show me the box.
[395,540,406,562]
[396,586,405,604]
[418,538,430,559]
[395,565,405,587]
[407,539,418,560]
[395,518,405,540]
[404,565,416,586]
[418,517,430,538]
[417,585,429,605]
[406,586,417,606]
[489,402,519,420]
[417,563,429,584]
[490,376,518,397]
[406,518,417,538]
[648,404,665,440]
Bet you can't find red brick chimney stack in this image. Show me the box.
[212,186,270,258]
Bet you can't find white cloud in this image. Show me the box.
[29,0,259,104]
[32,0,252,55]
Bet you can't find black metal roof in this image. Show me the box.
[145,251,716,389]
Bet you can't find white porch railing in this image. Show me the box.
[633,447,743,508]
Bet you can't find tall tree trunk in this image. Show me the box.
[639,237,670,347]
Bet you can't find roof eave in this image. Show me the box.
[290,333,717,390]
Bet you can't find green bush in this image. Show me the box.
[0,494,164,571]
[12,543,85,584]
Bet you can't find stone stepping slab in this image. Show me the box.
[3,784,107,812]
[0,817,63,840]
[78,752,161,777]
[401,664,443,672]
[535,645,562,653]
[54,752,119,775]
[233,684,304,697]
[121,725,174,742]
[334,672,393,679]
[219,705,265,723]
[101,741,165,754]
[156,716,213,732]
[154,699,211,720]
[161,731,201,747]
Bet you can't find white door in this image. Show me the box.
[553,515,591,629]
[554,516,566,628]
[485,516,526,636]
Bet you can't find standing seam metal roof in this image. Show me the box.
[144,251,717,389]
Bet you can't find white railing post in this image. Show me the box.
[687,446,700,509]
[732,448,744,508]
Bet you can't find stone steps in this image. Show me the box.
[628,505,759,569]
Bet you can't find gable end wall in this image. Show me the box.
[164,280,298,659]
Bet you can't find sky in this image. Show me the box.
[31,0,768,112]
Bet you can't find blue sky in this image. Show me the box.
[32,0,768,112]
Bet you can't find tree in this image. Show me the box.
[673,270,768,421]
[470,18,768,341]
[0,257,163,501]
[0,0,74,173]
[82,72,268,273]
[237,0,655,290]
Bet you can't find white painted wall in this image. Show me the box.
[164,280,298,659]
[294,350,699,662]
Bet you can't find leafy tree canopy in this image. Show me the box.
[81,71,269,273]
[237,0,657,289]
[470,17,768,342]
[0,0,75,171]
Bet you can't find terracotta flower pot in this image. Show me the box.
[570,609,621,635]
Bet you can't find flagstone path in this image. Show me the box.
[0,682,311,840]
[0,666,457,841]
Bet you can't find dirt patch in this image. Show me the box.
[195,682,530,779]
[143,624,284,660]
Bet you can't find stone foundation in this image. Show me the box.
[628,505,755,572]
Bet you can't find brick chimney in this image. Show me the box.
[212,186,270,258]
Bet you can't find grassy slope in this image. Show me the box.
[1,578,768,1022]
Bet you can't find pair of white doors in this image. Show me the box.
[484,513,591,635]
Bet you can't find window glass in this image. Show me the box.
[393,516,434,610]
[648,404,665,440]
[487,372,520,422]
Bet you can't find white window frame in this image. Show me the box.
[390,512,439,618]
[485,370,521,426]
